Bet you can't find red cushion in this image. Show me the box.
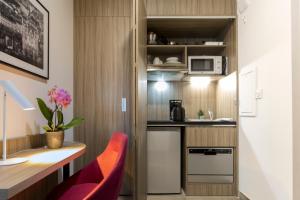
[57,183,98,200]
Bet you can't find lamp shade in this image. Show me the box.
[0,80,35,110]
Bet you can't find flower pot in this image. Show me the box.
[46,131,64,149]
[199,115,205,119]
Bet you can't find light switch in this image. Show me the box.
[122,98,126,112]
[256,89,263,99]
[238,0,251,14]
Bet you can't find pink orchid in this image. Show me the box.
[48,86,72,108]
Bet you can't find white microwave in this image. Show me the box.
[188,56,227,75]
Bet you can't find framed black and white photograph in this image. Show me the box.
[0,0,49,79]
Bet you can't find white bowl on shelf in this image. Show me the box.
[165,61,182,64]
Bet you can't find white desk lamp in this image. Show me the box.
[0,80,35,166]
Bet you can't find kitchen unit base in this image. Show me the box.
[183,127,238,196]
[184,183,237,196]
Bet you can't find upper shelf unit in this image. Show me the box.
[147,44,227,71]
[146,16,237,79]
[147,45,186,70]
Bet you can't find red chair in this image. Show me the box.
[48,132,128,200]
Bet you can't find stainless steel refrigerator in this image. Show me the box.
[147,127,181,194]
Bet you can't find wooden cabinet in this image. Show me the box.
[74,0,148,199]
[145,0,239,197]
[133,0,148,199]
[185,126,237,147]
[74,12,133,194]
[146,17,237,75]
[146,0,236,16]
[183,126,238,196]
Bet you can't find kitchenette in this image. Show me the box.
[145,13,238,197]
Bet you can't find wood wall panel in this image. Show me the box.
[146,0,236,16]
[216,73,238,120]
[216,21,238,120]
[75,0,131,17]
[0,135,45,158]
[74,0,133,194]
[133,0,148,199]
[148,81,216,120]
[222,20,237,74]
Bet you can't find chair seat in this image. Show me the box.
[57,183,98,200]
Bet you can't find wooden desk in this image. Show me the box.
[0,142,86,200]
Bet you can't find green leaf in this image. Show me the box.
[62,117,84,130]
[37,98,53,122]
[57,124,64,129]
[51,122,56,131]
[42,125,52,132]
[57,110,64,126]
[48,121,53,128]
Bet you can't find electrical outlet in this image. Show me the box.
[122,98,126,112]
[242,15,247,24]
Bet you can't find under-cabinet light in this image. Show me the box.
[190,77,211,88]
[154,80,168,92]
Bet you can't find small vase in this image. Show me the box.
[46,131,64,149]
[199,115,205,119]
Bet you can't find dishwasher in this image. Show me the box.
[187,148,233,183]
[147,127,181,194]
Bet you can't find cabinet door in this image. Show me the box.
[146,0,236,16]
[74,0,133,194]
[133,0,147,199]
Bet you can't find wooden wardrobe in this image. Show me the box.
[74,0,147,200]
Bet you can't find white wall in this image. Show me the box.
[0,0,74,141]
[292,0,300,199]
[238,0,293,199]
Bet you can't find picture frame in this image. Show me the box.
[0,0,49,79]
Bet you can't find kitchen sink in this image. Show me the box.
[187,118,234,122]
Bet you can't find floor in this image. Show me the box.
[118,195,239,200]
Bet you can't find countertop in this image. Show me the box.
[147,119,237,127]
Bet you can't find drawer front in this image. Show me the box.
[187,175,233,183]
[184,182,236,196]
[185,127,236,147]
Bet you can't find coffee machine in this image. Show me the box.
[169,100,185,122]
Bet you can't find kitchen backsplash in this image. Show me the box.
[147,73,237,121]
[148,81,217,120]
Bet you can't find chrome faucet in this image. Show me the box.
[208,111,214,120]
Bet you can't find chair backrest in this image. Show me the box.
[86,132,128,200]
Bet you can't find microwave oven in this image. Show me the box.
[188,56,227,75]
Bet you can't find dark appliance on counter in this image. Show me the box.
[169,100,185,122]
